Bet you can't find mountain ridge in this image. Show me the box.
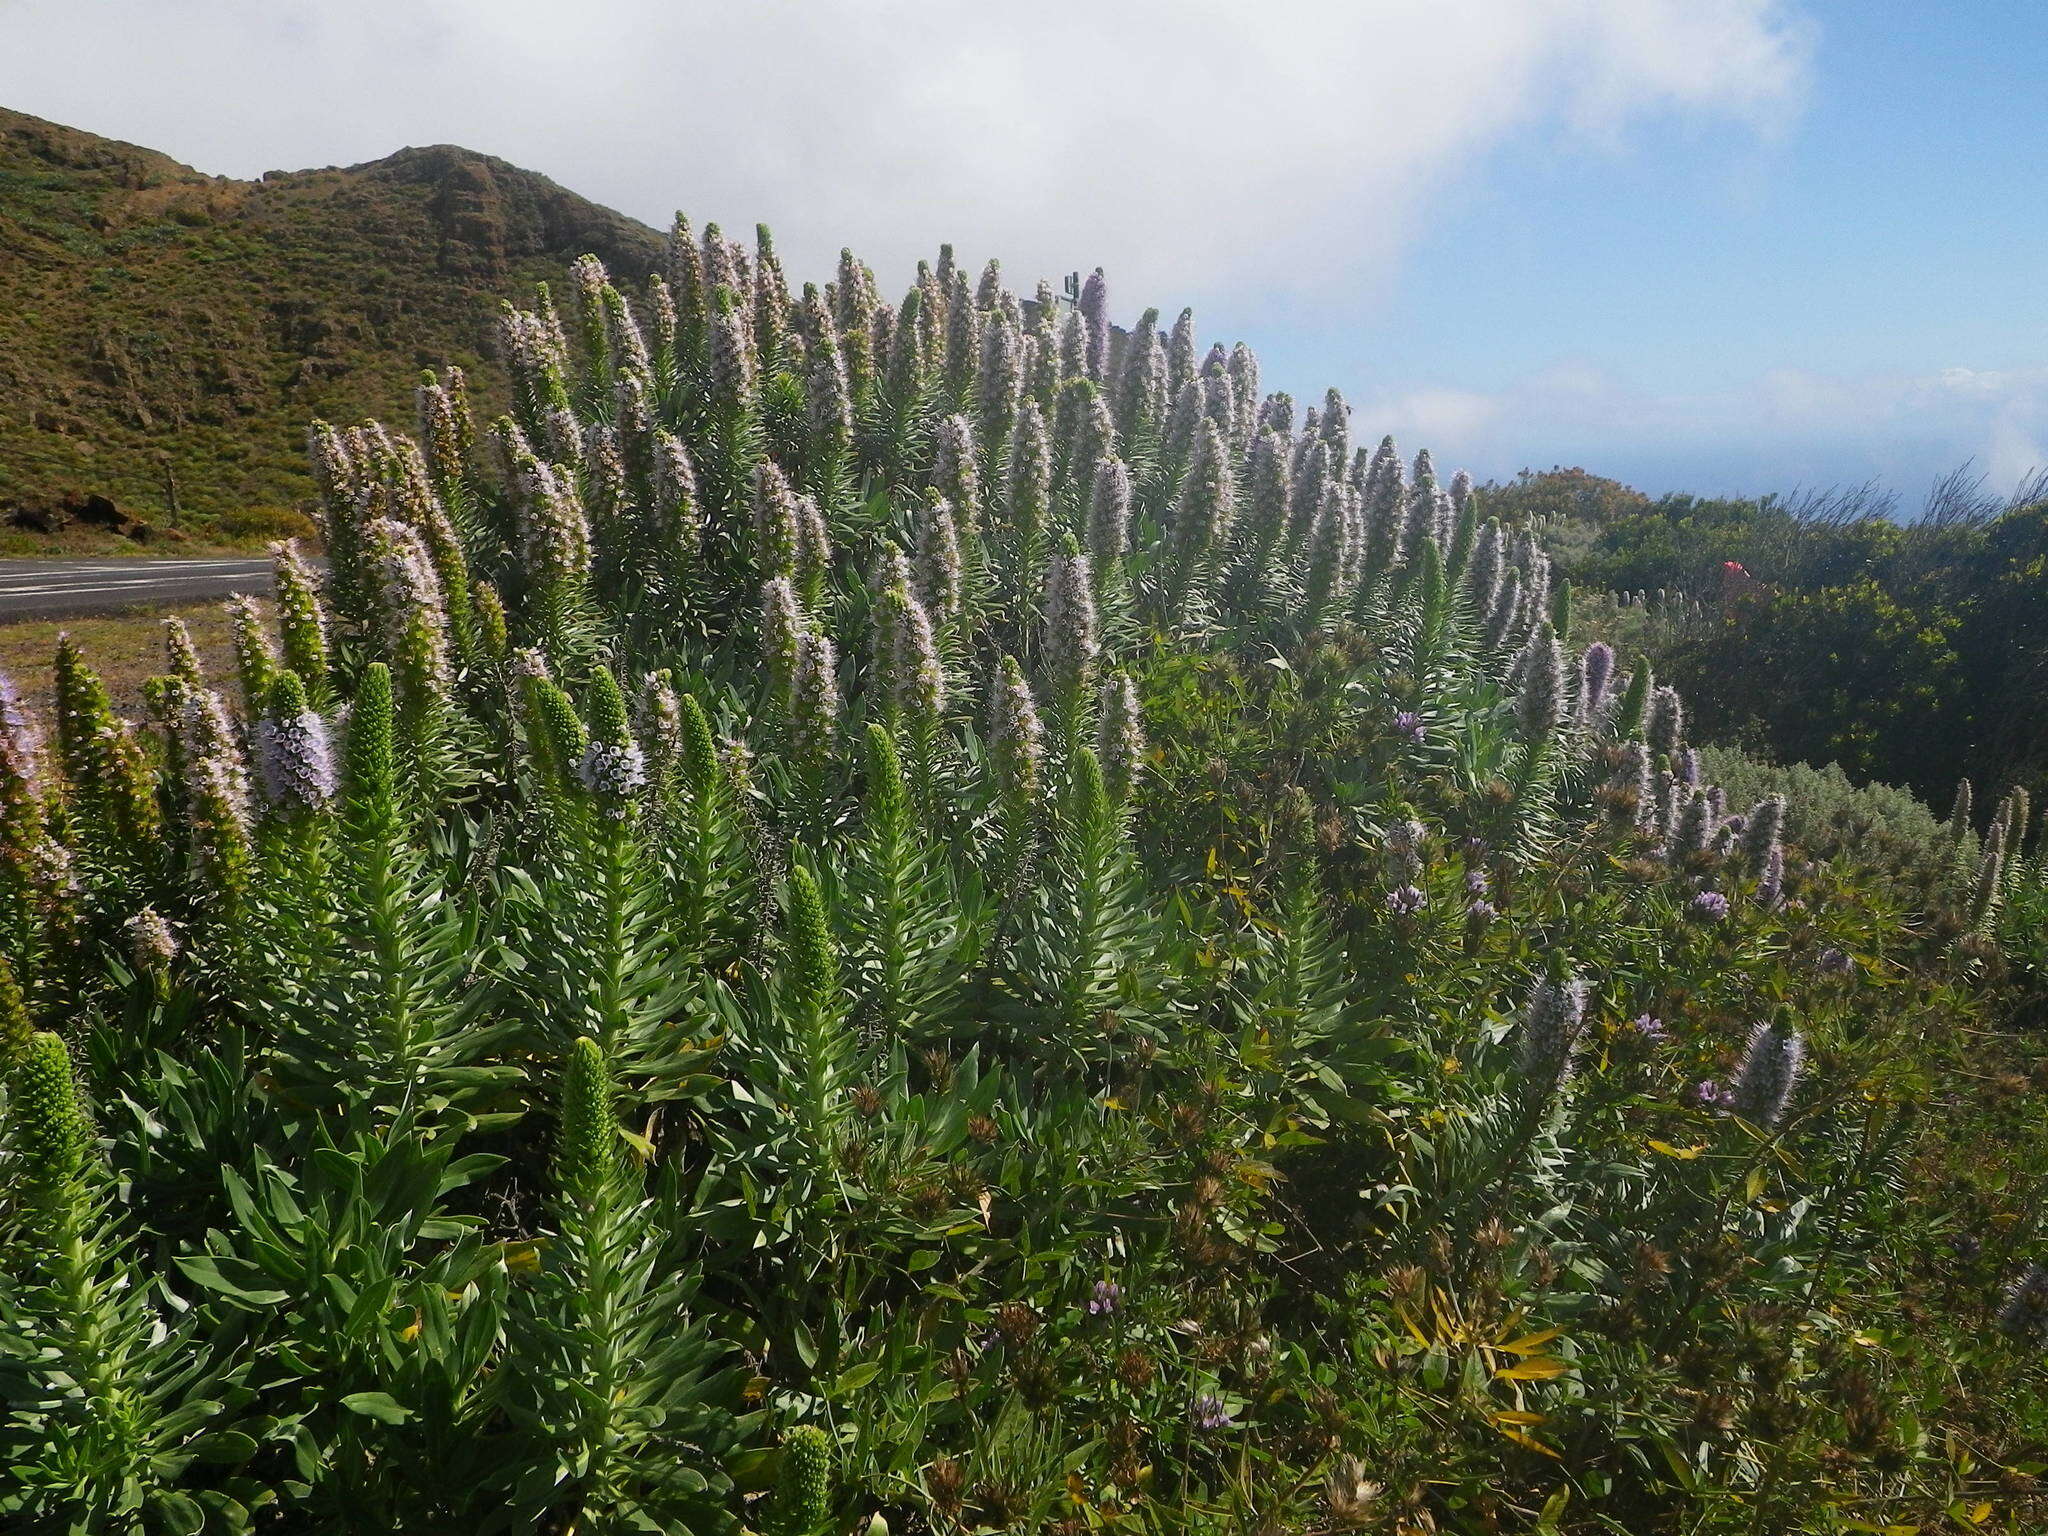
[0,105,666,537]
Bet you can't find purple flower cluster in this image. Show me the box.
[1689,889,1730,922]
[1087,1280,1123,1316]
[1632,1013,1669,1042]
[1192,1393,1235,1431]
[1386,884,1426,916]
[1692,1078,1734,1112]
[1393,711,1426,745]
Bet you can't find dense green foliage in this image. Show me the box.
[1486,468,2048,813]
[2,238,2046,1536]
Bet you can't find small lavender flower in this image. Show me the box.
[1690,889,1730,922]
[1192,1394,1234,1431]
[1632,1013,1669,1042]
[1386,884,1427,916]
[1816,946,1854,977]
[124,908,180,973]
[1731,1019,1805,1129]
[1464,868,1489,896]
[1086,1280,1123,1316]
[1465,898,1497,924]
[1693,1078,1735,1112]
[1393,711,1426,745]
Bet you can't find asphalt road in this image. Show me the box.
[0,558,275,618]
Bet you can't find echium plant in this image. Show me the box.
[988,655,1045,885]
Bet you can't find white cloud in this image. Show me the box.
[1365,361,2048,501]
[0,0,1808,302]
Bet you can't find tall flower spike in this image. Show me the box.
[977,315,1024,445]
[1166,307,1196,397]
[54,634,160,854]
[1741,795,1785,872]
[1579,642,1615,727]
[1515,973,1589,1093]
[1513,625,1565,743]
[790,630,842,760]
[989,655,1044,811]
[793,494,833,599]
[163,616,206,689]
[1172,420,1235,598]
[1481,571,1523,652]
[270,539,331,692]
[1078,267,1110,381]
[1042,547,1099,701]
[916,499,964,622]
[1095,669,1144,807]
[1971,824,2006,932]
[254,671,336,815]
[365,516,453,708]
[226,592,280,722]
[1114,307,1160,431]
[1088,457,1132,572]
[576,667,648,808]
[753,461,802,582]
[1244,428,1291,562]
[12,1031,88,1212]
[805,324,854,466]
[760,577,806,701]
[880,584,947,726]
[1731,1018,1804,1129]
[652,431,705,558]
[944,269,979,396]
[1646,685,1685,761]
[1008,394,1052,517]
[709,285,756,412]
[555,1035,621,1203]
[179,686,255,899]
[933,414,981,536]
[1757,844,1784,908]
[764,1425,834,1536]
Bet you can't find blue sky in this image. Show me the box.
[1229,1,2048,499]
[2,0,2042,502]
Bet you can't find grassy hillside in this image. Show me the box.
[0,106,662,538]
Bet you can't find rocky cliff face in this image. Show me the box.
[0,107,664,535]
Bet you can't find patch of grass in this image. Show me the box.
[0,601,239,719]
